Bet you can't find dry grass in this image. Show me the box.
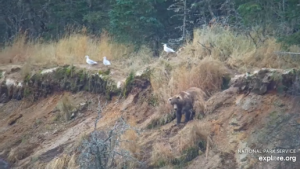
[121,129,139,158]
[190,57,229,95]
[148,122,207,167]
[34,153,77,169]
[45,154,72,169]
[181,26,300,71]
[149,61,173,113]
[7,143,36,163]
[169,122,205,153]
[239,39,300,69]
[0,30,139,67]
[150,56,229,117]
[0,34,34,64]
[0,30,156,82]
[98,30,134,61]
[67,153,78,169]
[56,94,74,122]
[150,142,175,166]
[73,132,90,152]
[170,57,229,95]
[149,25,300,116]
[1,25,300,76]
[118,129,141,168]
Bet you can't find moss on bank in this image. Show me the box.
[0,65,152,103]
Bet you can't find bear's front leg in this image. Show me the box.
[176,109,182,125]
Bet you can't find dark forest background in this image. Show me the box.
[0,0,299,50]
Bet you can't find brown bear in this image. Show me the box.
[168,87,206,125]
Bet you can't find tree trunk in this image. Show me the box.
[183,0,186,41]
[152,35,160,57]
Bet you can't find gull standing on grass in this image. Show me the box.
[163,43,175,53]
[103,57,111,66]
[85,55,98,66]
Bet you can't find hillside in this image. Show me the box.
[1,27,300,169]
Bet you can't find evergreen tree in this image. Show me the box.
[108,0,163,45]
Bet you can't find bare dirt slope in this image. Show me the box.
[1,64,300,169]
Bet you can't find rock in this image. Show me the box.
[246,111,300,168]
[10,66,21,73]
[229,118,239,126]
[205,87,238,114]
[240,94,261,112]
[41,67,58,74]
[239,153,247,162]
[5,79,16,86]
[230,68,300,95]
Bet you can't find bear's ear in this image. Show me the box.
[176,96,181,99]
[168,98,172,102]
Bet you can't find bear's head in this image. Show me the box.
[168,95,183,111]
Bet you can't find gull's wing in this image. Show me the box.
[104,60,111,65]
[168,47,175,52]
[88,58,98,64]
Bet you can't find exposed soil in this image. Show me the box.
[1,64,300,169]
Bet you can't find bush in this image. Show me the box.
[78,118,143,169]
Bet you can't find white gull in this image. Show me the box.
[163,44,175,53]
[85,55,98,65]
[103,57,111,66]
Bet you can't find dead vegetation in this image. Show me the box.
[148,122,207,168]
[44,154,73,169]
[7,143,38,164]
[78,117,142,169]
[2,25,300,169]
[55,94,74,122]
[147,26,300,129]
[182,26,300,70]
[0,30,155,78]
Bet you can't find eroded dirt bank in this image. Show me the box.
[1,66,300,169]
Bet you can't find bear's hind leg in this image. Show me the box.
[190,109,195,120]
[183,107,192,123]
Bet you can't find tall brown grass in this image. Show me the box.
[150,56,229,117]
[0,30,156,83]
[169,122,205,153]
[149,122,206,166]
[169,57,229,95]
[182,26,300,70]
[0,30,137,67]
[56,94,74,122]
[98,30,134,61]
[121,129,139,158]
[0,33,33,64]
[150,142,175,166]
[44,154,73,169]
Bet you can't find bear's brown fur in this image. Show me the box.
[168,87,206,125]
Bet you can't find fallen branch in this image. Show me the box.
[94,96,107,130]
[275,51,300,55]
[206,135,214,160]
